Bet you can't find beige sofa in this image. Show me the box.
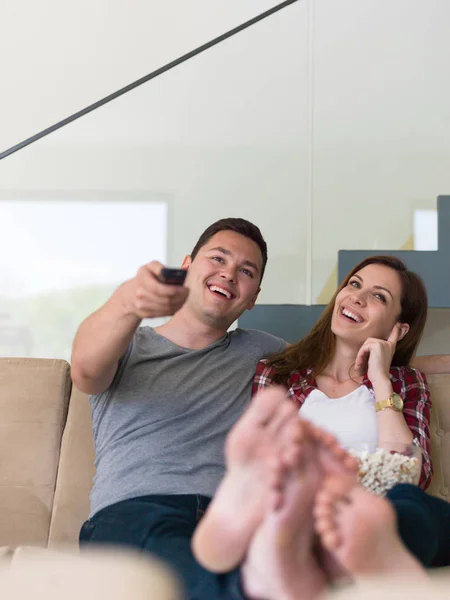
[0,358,185,599]
[0,357,449,557]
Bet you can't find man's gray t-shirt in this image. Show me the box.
[89,327,286,517]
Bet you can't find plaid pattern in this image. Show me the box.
[253,360,433,490]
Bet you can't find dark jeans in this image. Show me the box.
[387,483,450,567]
[79,494,245,600]
[79,486,450,600]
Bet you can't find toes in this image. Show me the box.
[307,421,360,478]
[309,424,337,447]
[282,445,303,469]
[328,445,358,472]
[313,502,333,519]
[268,457,289,512]
[268,456,286,489]
[320,475,351,498]
[309,425,348,462]
[249,386,288,427]
[288,419,305,442]
[266,399,297,437]
[321,529,341,551]
[315,512,341,550]
[343,454,359,474]
[327,446,359,478]
[315,486,335,506]
[286,420,307,449]
[280,420,305,467]
[315,515,331,533]
[314,483,342,522]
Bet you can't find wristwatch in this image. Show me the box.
[375,393,404,413]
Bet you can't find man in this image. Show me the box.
[73,218,288,598]
[72,217,448,599]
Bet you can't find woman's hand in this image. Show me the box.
[355,324,401,391]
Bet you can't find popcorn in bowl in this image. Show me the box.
[349,442,421,496]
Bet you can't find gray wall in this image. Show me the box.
[240,307,450,356]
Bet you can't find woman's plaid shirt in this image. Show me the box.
[253,361,433,490]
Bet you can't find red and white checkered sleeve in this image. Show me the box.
[400,367,433,490]
[252,360,276,397]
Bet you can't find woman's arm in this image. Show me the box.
[375,368,432,489]
[370,369,432,488]
[372,378,414,447]
[357,328,415,447]
[252,360,276,396]
[356,329,432,488]
[399,368,433,489]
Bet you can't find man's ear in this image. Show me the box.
[246,288,261,311]
[181,255,192,270]
[398,322,410,341]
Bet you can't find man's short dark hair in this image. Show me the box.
[190,218,268,282]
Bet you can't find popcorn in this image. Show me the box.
[349,447,421,496]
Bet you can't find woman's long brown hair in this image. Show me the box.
[267,256,428,385]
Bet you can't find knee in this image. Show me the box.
[386,483,425,503]
[387,484,436,535]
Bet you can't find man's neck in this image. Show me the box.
[155,309,230,350]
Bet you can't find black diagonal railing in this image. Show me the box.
[0,0,299,162]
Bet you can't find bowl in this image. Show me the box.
[349,441,421,495]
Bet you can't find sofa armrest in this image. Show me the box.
[0,547,182,600]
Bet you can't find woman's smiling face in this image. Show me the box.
[331,263,405,346]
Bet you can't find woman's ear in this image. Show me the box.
[397,322,410,341]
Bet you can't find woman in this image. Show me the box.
[254,255,431,488]
[252,255,448,567]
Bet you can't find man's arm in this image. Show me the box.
[411,354,450,375]
[71,261,188,395]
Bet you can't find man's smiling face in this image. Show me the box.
[181,230,262,329]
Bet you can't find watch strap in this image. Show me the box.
[375,397,392,412]
[375,393,403,413]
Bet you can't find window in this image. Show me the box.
[0,198,168,360]
[414,209,438,251]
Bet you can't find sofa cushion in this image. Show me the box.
[48,385,95,547]
[427,374,450,502]
[0,358,71,547]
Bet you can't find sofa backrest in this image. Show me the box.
[1,360,449,550]
[0,358,71,548]
[427,374,450,501]
[50,373,450,548]
[48,386,95,547]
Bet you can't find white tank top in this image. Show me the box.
[299,385,378,452]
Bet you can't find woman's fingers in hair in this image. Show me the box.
[387,323,402,345]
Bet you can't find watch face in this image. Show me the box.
[392,394,404,410]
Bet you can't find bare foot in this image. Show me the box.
[242,434,327,600]
[314,478,427,582]
[192,386,303,572]
[309,426,359,481]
